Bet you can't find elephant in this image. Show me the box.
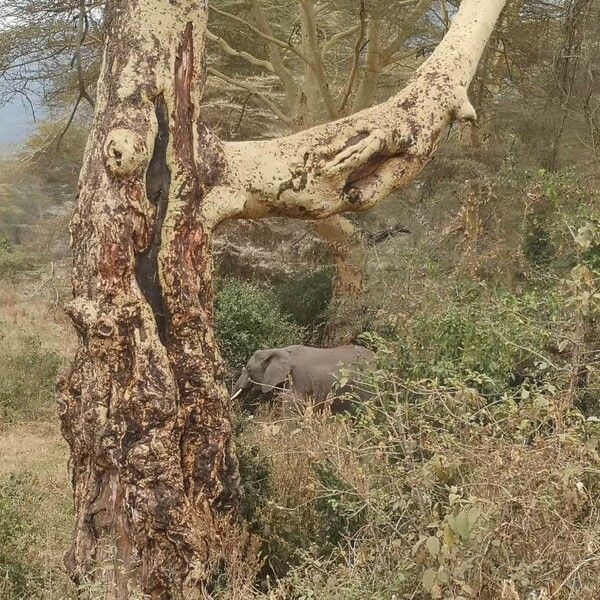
[231,344,375,414]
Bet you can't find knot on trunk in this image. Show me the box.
[104,128,149,177]
[65,297,140,339]
[454,87,477,122]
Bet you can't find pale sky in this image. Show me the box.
[0,97,33,148]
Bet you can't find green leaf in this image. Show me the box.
[453,510,471,540]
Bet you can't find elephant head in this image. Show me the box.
[231,348,292,403]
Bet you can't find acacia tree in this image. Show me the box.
[207,0,438,343]
[58,0,507,597]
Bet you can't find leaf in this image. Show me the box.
[467,507,480,527]
[453,510,470,540]
[422,568,437,592]
[411,536,427,556]
[575,223,596,249]
[443,524,457,547]
[426,536,440,557]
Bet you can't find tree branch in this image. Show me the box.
[298,0,339,120]
[248,0,300,118]
[314,215,367,345]
[207,67,293,126]
[338,0,368,115]
[205,29,275,74]
[57,0,94,149]
[322,25,360,55]
[209,4,311,66]
[382,0,433,65]
[201,0,507,228]
[74,0,94,108]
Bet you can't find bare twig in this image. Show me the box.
[232,92,253,135]
[209,5,311,66]
[338,0,367,114]
[207,68,293,126]
[382,0,433,64]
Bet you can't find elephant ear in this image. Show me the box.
[261,353,291,393]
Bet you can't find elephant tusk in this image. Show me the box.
[230,389,242,401]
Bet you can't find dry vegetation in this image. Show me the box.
[2,155,600,598]
[0,280,74,599]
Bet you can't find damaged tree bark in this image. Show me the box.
[59,0,506,597]
[58,1,239,598]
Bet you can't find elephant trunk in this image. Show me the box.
[231,367,251,400]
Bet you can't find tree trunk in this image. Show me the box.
[313,216,367,345]
[58,1,240,597]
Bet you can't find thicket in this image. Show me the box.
[215,277,308,370]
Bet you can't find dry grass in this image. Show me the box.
[232,385,600,600]
[0,279,75,357]
[0,423,73,599]
[0,274,75,599]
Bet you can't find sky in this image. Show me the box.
[0,94,41,153]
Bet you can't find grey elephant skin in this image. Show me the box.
[232,344,375,414]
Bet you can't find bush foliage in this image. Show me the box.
[215,277,307,369]
[0,239,31,281]
[0,475,40,599]
[0,337,61,423]
[230,368,600,599]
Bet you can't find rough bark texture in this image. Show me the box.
[58,1,239,598]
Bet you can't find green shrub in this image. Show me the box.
[237,440,272,527]
[239,370,600,600]
[215,278,307,369]
[523,222,555,267]
[0,240,31,281]
[273,267,334,340]
[392,286,561,396]
[0,337,61,423]
[0,475,39,599]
